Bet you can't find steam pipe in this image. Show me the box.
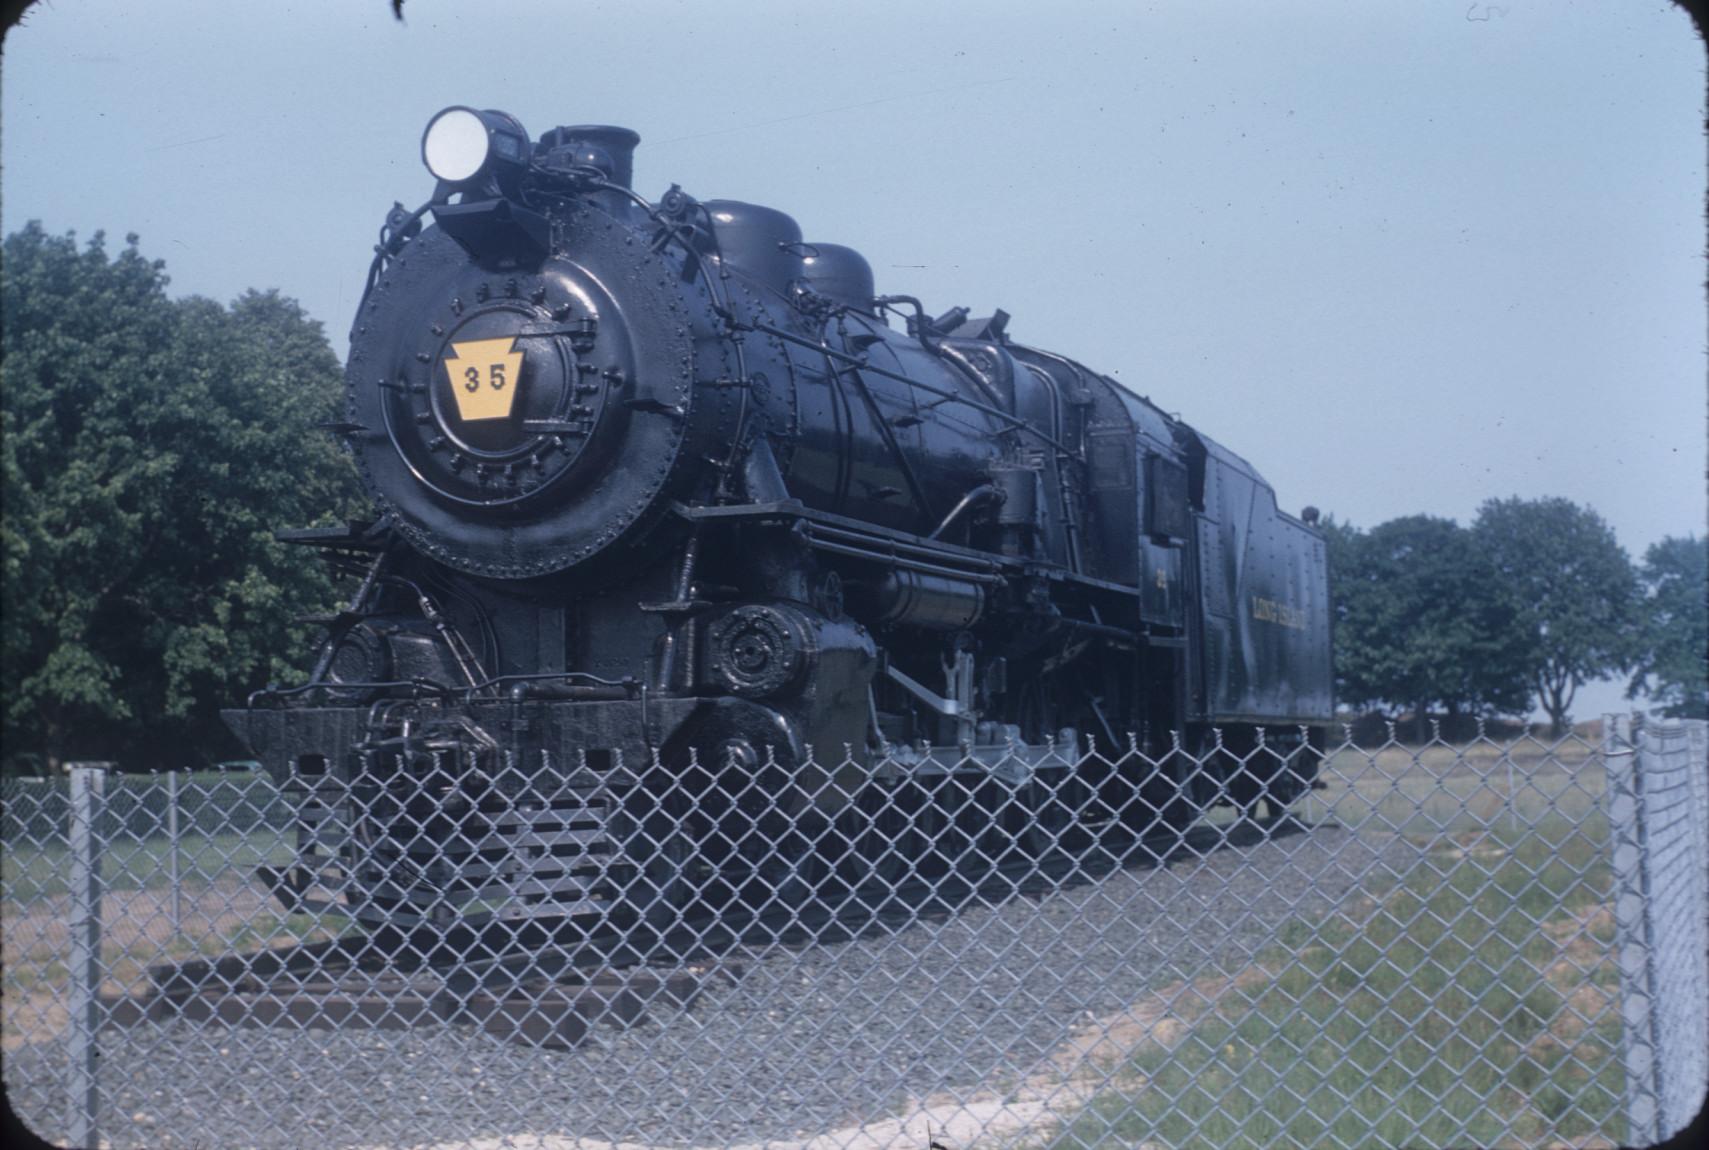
[874,294,939,353]
[928,484,1001,541]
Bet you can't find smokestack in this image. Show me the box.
[539,125,641,189]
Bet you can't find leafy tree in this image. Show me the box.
[2,223,361,769]
[1330,515,1535,740]
[1317,513,1362,585]
[1472,497,1640,737]
[1627,535,1708,719]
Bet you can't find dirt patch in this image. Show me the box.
[1440,832,1513,861]
[1543,904,1614,943]
[5,876,284,962]
[1046,964,1271,1077]
[3,988,69,1054]
[3,877,325,1050]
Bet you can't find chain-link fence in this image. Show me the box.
[4,721,1704,1150]
[1607,716,1709,1145]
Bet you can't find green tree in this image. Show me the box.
[1472,497,1640,737]
[1330,515,1535,740]
[1626,535,1708,719]
[2,223,361,769]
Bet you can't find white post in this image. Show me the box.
[1504,754,1518,836]
[67,762,109,1150]
[168,768,182,937]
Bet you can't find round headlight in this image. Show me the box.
[422,107,493,182]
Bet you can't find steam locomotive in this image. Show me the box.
[227,108,1333,930]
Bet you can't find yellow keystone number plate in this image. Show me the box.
[442,338,523,422]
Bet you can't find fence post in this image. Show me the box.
[67,762,110,1150]
[168,768,182,937]
[1605,714,1657,1145]
[1504,754,1518,835]
[1631,721,1668,1145]
[1691,722,1709,887]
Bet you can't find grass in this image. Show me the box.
[1044,815,1627,1150]
[2,771,296,898]
[1296,741,1610,837]
[1,827,298,898]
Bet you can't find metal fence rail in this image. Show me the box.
[3,724,1702,1150]
[1607,716,1709,1144]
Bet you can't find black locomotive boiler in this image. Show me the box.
[228,108,1333,930]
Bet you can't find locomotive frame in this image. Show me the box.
[227,108,1333,931]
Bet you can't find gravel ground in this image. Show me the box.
[6,824,1427,1150]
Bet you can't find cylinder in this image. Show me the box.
[991,463,1039,527]
[867,570,985,630]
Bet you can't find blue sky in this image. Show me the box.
[3,0,1703,720]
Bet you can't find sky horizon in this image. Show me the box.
[3,0,1704,721]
